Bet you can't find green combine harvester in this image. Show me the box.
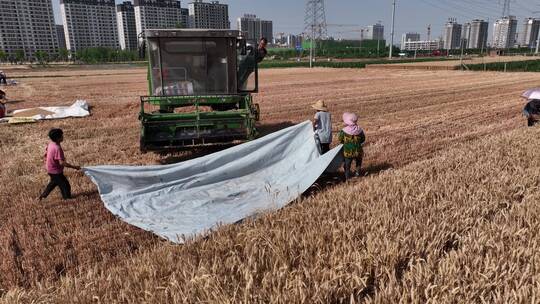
[139,29,260,152]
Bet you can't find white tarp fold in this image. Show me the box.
[12,100,89,120]
[84,121,342,243]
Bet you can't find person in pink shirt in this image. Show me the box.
[39,128,81,200]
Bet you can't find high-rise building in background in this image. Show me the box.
[56,25,67,50]
[464,19,488,49]
[364,23,384,41]
[61,0,119,52]
[237,14,273,44]
[443,19,463,50]
[493,16,518,49]
[400,32,420,50]
[181,8,190,28]
[117,1,138,50]
[402,40,444,51]
[273,33,303,48]
[519,18,540,48]
[134,0,185,37]
[463,22,471,48]
[189,0,230,29]
[0,0,58,60]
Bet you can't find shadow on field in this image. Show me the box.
[303,162,394,198]
[159,144,237,164]
[6,99,25,105]
[362,162,394,177]
[257,121,296,136]
[71,190,100,200]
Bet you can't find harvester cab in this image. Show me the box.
[139,29,260,152]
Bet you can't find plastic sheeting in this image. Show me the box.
[11,100,89,120]
[84,121,342,243]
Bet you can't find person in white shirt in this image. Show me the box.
[311,100,332,154]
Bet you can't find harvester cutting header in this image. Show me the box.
[139,29,263,152]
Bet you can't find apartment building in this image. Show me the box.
[364,23,384,41]
[443,19,463,50]
[493,16,518,49]
[189,0,230,29]
[61,0,119,52]
[519,18,540,48]
[134,0,186,37]
[464,19,488,49]
[400,32,420,50]
[117,1,138,50]
[0,0,58,59]
[237,14,273,44]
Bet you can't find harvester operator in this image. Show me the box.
[238,37,268,90]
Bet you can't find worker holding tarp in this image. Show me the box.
[39,128,81,200]
[312,100,332,154]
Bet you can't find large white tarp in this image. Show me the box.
[12,100,89,120]
[84,121,342,243]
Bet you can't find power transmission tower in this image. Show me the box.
[304,0,328,68]
[501,0,511,17]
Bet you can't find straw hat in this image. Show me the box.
[311,100,328,111]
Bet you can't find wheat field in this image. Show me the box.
[0,66,539,302]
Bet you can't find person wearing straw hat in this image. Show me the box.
[311,100,332,154]
[339,112,366,180]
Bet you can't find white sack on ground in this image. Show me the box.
[12,100,89,120]
[84,121,342,243]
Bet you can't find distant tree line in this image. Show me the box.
[467,59,540,72]
[0,47,139,64]
[73,47,139,64]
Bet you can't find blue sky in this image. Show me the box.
[52,0,540,41]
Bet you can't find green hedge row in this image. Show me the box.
[466,59,540,72]
[259,57,453,69]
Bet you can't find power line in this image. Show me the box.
[417,0,478,20]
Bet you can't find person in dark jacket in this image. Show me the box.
[0,71,6,85]
[0,90,6,118]
[238,37,268,90]
[524,99,540,127]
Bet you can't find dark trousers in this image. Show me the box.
[0,75,6,85]
[320,143,330,154]
[40,173,72,199]
[344,157,363,179]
